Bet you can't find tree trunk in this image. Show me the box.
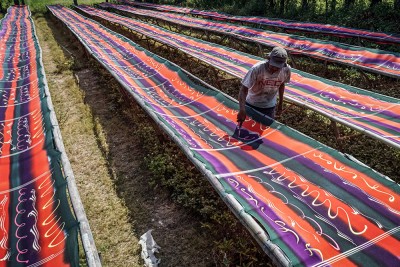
[344,0,354,8]
[330,0,337,11]
[280,0,285,14]
[325,0,328,19]
[302,0,308,10]
[267,0,275,12]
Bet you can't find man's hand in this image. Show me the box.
[237,109,246,125]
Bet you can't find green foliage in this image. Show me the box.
[26,0,103,13]
[55,57,74,73]
[235,0,265,16]
[187,0,215,9]
[333,2,400,33]
[160,0,400,34]
[0,0,13,13]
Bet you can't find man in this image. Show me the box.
[237,46,291,123]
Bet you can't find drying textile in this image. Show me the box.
[49,5,400,267]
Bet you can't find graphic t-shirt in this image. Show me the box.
[241,61,291,108]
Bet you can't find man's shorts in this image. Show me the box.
[246,102,276,119]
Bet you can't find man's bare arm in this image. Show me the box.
[276,83,285,116]
[239,85,248,111]
[237,85,249,123]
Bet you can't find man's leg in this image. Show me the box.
[263,106,276,120]
[245,102,276,120]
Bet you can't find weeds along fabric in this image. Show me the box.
[48,5,400,267]
[107,2,400,79]
[81,4,400,150]
[0,6,79,266]
[117,0,400,45]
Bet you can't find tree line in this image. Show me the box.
[144,0,400,33]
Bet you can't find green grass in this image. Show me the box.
[28,0,103,13]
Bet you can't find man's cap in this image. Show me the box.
[268,46,288,68]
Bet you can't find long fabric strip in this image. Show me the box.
[48,5,400,267]
[81,4,400,150]
[107,2,400,78]
[0,6,79,266]
[118,0,400,45]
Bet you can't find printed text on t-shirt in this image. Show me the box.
[257,79,282,87]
